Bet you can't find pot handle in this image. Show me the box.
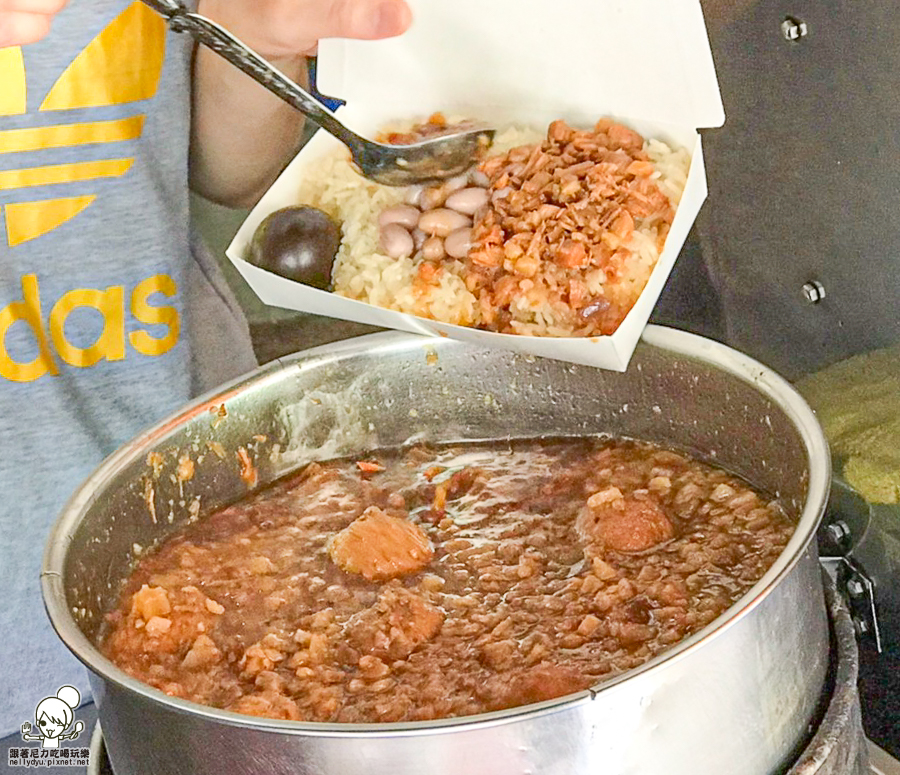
[818,477,893,653]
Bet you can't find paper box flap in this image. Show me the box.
[316,0,724,130]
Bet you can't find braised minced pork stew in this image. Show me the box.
[103,438,793,723]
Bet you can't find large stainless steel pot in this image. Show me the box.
[43,326,832,775]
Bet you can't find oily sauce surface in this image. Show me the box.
[102,438,793,723]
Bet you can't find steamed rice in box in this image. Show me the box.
[291,115,689,338]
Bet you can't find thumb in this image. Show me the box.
[324,0,412,42]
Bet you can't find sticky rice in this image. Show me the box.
[294,125,690,336]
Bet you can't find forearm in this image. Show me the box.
[188,0,410,207]
[190,3,309,207]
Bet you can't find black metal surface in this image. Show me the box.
[859,644,900,759]
[692,0,900,381]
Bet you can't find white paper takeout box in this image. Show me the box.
[227,0,724,371]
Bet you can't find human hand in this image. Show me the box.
[20,721,40,741]
[198,0,412,60]
[192,0,411,205]
[0,0,67,47]
[62,720,84,740]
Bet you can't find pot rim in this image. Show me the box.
[41,325,831,737]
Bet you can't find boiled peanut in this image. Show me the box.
[411,227,427,250]
[418,209,471,238]
[378,204,420,230]
[469,169,490,188]
[444,174,469,193]
[422,237,446,261]
[404,185,423,207]
[445,187,489,216]
[379,224,414,258]
[419,185,448,211]
[444,227,473,259]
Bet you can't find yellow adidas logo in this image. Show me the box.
[0,272,180,383]
[0,1,166,247]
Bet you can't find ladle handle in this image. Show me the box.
[141,0,366,150]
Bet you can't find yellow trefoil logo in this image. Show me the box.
[0,1,167,247]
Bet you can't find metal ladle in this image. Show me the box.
[141,0,495,186]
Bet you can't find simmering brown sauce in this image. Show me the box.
[102,438,793,723]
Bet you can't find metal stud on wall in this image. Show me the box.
[802,280,826,304]
[782,16,808,42]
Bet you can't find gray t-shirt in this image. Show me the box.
[0,0,256,734]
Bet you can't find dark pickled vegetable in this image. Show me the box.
[248,206,341,290]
